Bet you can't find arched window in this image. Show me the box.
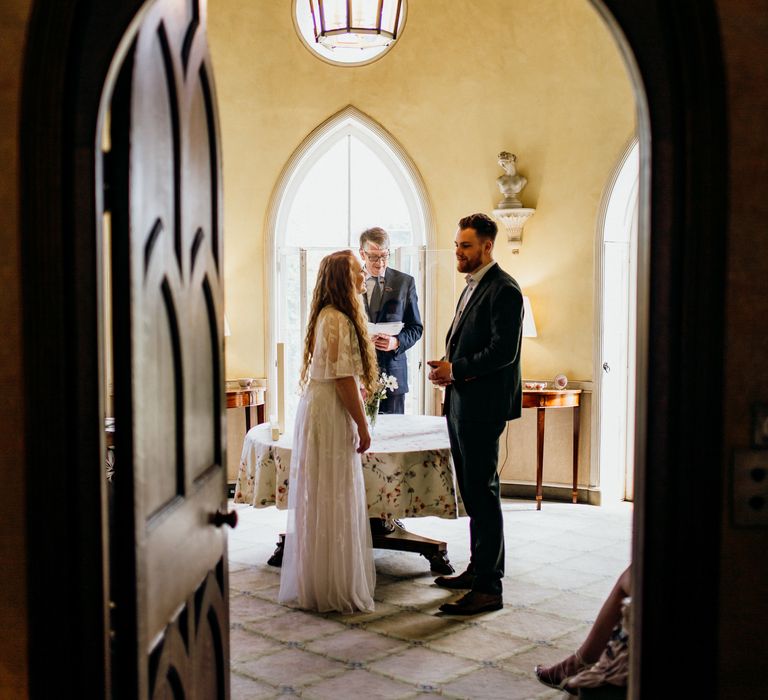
[267,106,433,423]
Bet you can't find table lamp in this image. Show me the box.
[523,296,537,337]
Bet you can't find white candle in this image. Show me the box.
[276,342,285,434]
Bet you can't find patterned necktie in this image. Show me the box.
[368,277,383,317]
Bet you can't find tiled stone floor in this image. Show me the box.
[228,498,632,699]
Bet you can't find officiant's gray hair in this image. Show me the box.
[359,227,390,250]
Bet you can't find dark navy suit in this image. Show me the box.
[364,267,423,414]
[444,262,523,594]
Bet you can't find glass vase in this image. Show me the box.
[366,396,380,430]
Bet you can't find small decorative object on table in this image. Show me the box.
[364,372,398,428]
[524,381,547,390]
[554,373,568,390]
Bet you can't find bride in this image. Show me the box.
[278,250,378,613]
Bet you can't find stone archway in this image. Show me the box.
[17,1,726,697]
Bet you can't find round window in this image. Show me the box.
[293,0,407,67]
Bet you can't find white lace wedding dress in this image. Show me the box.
[278,306,376,613]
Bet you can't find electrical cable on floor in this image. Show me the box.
[497,420,511,474]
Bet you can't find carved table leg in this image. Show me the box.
[267,534,285,567]
[372,521,453,573]
[369,517,396,535]
[536,407,546,510]
[425,551,455,575]
[268,522,454,575]
[572,404,580,504]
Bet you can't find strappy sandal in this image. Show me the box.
[534,650,588,694]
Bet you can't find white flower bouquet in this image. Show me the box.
[365,372,398,424]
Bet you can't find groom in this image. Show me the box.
[428,213,524,615]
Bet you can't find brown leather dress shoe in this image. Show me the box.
[434,570,476,589]
[439,591,503,615]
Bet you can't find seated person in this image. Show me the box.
[535,565,631,695]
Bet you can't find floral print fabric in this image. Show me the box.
[234,414,462,519]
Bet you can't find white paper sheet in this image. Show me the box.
[368,322,404,337]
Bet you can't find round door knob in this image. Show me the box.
[210,509,238,529]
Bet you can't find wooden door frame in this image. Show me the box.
[21,2,147,697]
[20,1,726,697]
[597,2,727,696]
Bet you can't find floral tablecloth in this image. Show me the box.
[234,414,462,519]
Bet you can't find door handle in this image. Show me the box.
[603,362,611,373]
[210,509,238,529]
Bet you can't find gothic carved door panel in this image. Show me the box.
[108,1,230,697]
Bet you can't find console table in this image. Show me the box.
[523,388,582,509]
[234,415,459,574]
[226,386,265,432]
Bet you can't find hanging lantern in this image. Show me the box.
[308,0,404,50]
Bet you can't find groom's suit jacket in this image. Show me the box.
[365,267,423,395]
[444,263,524,422]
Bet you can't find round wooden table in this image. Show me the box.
[234,414,459,573]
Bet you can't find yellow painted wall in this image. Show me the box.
[209,0,636,383]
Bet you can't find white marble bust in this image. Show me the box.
[496,151,527,209]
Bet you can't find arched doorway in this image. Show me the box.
[18,1,726,697]
[595,138,639,504]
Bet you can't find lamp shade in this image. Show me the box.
[522,296,537,338]
[308,0,404,49]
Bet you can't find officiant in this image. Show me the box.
[359,227,423,414]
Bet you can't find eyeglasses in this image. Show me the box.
[364,251,390,263]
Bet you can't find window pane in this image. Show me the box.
[395,247,424,415]
[277,122,427,424]
[350,135,413,248]
[285,138,349,247]
[278,249,303,423]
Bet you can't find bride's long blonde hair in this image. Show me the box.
[299,250,378,396]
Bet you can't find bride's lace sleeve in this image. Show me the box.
[310,308,363,380]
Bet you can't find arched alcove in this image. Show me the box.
[265,105,436,419]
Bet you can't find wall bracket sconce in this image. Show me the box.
[522,296,537,338]
[493,208,536,252]
[492,151,535,253]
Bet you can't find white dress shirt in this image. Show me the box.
[448,260,497,373]
[450,260,497,336]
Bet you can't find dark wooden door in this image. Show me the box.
[108,1,230,697]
